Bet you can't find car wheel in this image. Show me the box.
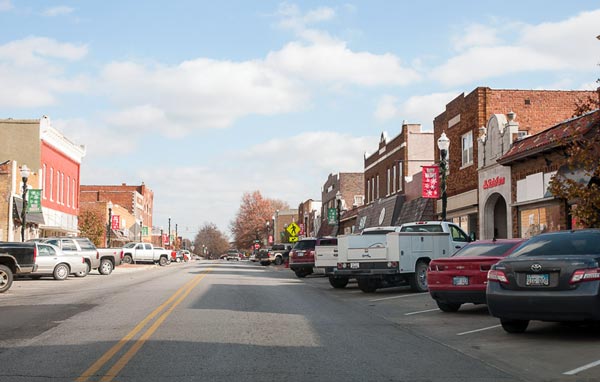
[176,258,181,263]
[328,276,349,289]
[75,261,90,277]
[274,256,283,265]
[409,261,429,292]
[53,263,70,280]
[99,259,114,275]
[500,319,529,333]
[357,278,379,293]
[122,254,133,264]
[436,300,461,312]
[260,261,269,266]
[159,256,169,266]
[0,264,14,293]
[294,270,307,278]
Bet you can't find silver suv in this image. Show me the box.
[39,237,103,276]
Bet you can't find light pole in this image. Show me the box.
[175,223,178,249]
[139,220,143,241]
[335,190,342,236]
[265,220,270,245]
[168,216,171,249]
[107,201,113,247]
[20,165,30,242]
[160,227,164,247]
[437,132,450,221]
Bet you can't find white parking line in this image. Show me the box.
[369,292,429,302]
[404,308,439,316]
[456,324,501,336]
[564,360,600,375]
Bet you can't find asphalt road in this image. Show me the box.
[0,260,593,381]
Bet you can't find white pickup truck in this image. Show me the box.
[335,221,471,293]
[120,242,171,266]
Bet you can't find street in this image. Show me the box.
[0,261,598,381]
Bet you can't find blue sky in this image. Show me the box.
[1,1,599,238]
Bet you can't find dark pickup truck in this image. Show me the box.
[0,242,37,293]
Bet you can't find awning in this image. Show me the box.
[13,197,45,225]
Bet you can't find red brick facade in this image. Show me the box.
[41,141,81,215]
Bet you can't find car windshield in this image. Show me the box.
[508,231,600,257]
[452,242,519,257]
[293,240,316,250]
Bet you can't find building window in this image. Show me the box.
[60,172,64,204]
[462,131,473,167]
[367,179,370,203]
[56,170,60,203]
[371,177,375,203]
[354,195,364,206]
[376,175,380,199]
[42,164,47,199]
[66,176,70,207]
[49,168,54,201]
[72,179,75,208]
[398,164,403,192]
[386,168,391,196]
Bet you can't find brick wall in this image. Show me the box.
[0,161,11,241]
[80,183,153,228]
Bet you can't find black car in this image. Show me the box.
[487,229,600,333]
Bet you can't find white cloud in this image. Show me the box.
[0,0,12,11]
[374,92,458,129]
[43,6,74,17]
[0,36,87,66]
[374,95,399,122]
[452,24,501,51]
[433,9,600,86]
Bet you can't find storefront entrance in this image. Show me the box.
[484,193,508,239]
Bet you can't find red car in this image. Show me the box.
[427,239,526,312]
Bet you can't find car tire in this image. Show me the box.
[176,258,181,263]
[357,278,379,293]
[260,261,269,266]
[75,261,90,277]
[53,263,70,281]
[328,276,349,289]
[0,264,14,293]
[99,259,114,275]
[159,256,169,266]
[122,254,133,264]
[409,261,429,292]
[500,319,529,333]
[436,300,461,312]
[274,256,283,265]
[294,270,307,278]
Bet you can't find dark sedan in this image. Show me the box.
[487,229,600,333]
[427,238,525,312]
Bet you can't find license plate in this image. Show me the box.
[452,276,469,286]
[297,251,304,257]
[526,273,549,286]
[350,262,360,269]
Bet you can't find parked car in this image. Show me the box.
[487,229,600,333]
[121,243,171,265]
[427,239,525,312]
[249,251,258,262]
[171,250,184,263]
[258,244,292,265]
[226,250,242,261]
[30,243,88,280]
[37,237,104,276]
[0,241,38,293]
[289,238,318,278]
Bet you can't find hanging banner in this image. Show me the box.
[142,226,148,236]
[162,233,169,245]
[111,215,120,230]
[422,166,440,199]
[26,189,42,213]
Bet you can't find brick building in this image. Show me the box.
[355,123,434,231]
[433,87,598,238]
[297,199,321,238]
[80,183,154,242]
[318,172,364,236]
[272,209,298,244]
[0,116,86,239]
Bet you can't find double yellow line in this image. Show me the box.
[77,269,211,382]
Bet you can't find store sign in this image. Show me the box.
[142,226,148,236]
[26,189,42,213]
[327,208,338,224]
[111,215,120,230]
[483,176,506,190]
[422,166,440,199]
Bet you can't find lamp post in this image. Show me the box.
[168,216,171,249]
[139,220,143,241]
[20,165,30,242]
[175,223,178,249]
[437,132,450,221]
[265,220,270,245]
[107,201,113,247]
[335,190,342,236]
[160,227,164,246]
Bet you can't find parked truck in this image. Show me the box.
[335,221,471,293]
[0,242,37,293]
[120,242,171,266]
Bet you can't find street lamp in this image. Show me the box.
[139,220,143,241]
[265,220,270,245]
[107,201,113,247]
[168,216,171,248]
[335,190,342,236]
[437,132,450,221]
[160,227,164,246]
[175,223,178,249]
[20,165,30,242]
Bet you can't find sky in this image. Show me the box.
[1,1,599,239]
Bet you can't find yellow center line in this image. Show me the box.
[76,269,212,382]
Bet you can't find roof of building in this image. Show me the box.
[498,109,600,165]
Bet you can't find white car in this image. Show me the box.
[30,243,88,280]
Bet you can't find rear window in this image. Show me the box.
[362,229,395,235]
[293,240,316,250]
[400,225,443,233]
[123,242,136,248]
[317,238,337,246]
[271,245,285,250]
[508,231,600,257]
[75,238,96,250]
[452,242,519,257]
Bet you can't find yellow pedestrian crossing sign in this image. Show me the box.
[289,236,299,242]
[286,222,300,237]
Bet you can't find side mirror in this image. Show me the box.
[469,232,476,242]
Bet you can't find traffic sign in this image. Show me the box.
[253,243,260,250]
[289,236,299,242]
[286,222,300,237]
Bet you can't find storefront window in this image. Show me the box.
[519,204,562,239]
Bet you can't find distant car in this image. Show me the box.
[226,250,241,261]
[171,250,184,263]
[427,239,525,312]
[487,230,600,333]
[30,243,88,280]
[249,252,258,262]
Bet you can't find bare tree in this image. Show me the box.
[193,223,230,259]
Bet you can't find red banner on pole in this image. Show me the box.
[111,215,120,230]
[422,166,440,199]
[162,233,168,245]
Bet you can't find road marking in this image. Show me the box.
[456,324,501,336]
[76,270,211,382]
[369,292,429,302]
[563,360,600,375]
[404,308,439,316]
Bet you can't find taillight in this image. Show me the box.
[308,250,315,257]
[487,269,509,284]
[570,268,600,284]
[82,257,85,263]
[387,261,398,268]
[96,251,100,259]
[120,250,124,259]
[337,263,343,269]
